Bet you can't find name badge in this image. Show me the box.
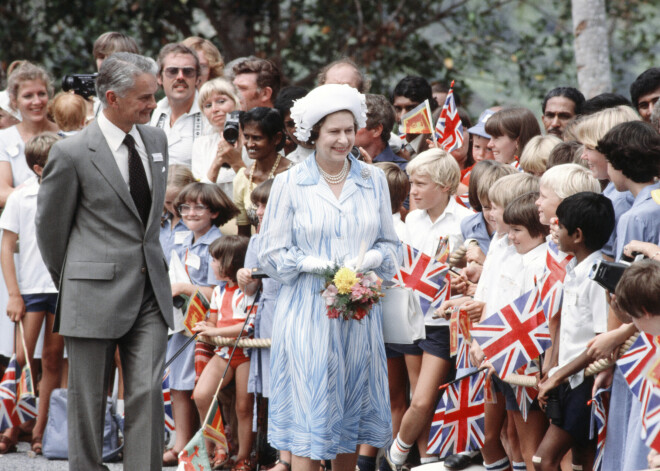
[152,153,164,162]
[186,252,201,271]
[174,230,191,245]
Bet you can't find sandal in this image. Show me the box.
[232,458,254,471]
[163,448,179,466]
[212,446,229,470]
[0,434,18,454]
[270,459,291,471]
[31,435,43,455]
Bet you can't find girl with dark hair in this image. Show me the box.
[233,107,291,236]
[485,107,541,169]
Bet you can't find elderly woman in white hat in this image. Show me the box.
[258,84,402,471]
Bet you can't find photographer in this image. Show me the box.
[191,78,247,199]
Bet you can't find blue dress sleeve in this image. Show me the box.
[258,173,307,285]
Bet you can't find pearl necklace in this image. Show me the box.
[248,154,282,190]
[318,158,349,184]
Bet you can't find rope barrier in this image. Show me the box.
[201,335,272,348]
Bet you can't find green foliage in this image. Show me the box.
[2,0,658,115]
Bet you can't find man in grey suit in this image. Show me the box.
[36,53,174,471]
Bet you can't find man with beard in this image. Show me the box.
[541,87,584,139]
[150,43,206,167]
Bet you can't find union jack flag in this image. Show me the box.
[617,333,659,399]
[435,80,464,152]
[163,369,175,433]
[471,286,551,379]
[641,383,660,453]
[427,371,485,457]
[455,193,471,210]
[512,362,539,422]
[16,361,37,423]
[392,243,450,316]
[590,387,610,471]
[539,241,573,321]
[0,355,20,430]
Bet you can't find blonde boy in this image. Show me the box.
[387,149,472,469]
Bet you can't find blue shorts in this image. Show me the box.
[22,293,58,313]
[385,342,423,358]
[550,377,595,445]
[418,326,451,360]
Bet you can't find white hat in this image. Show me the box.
[0,90,22,122]
[290,83,367,143]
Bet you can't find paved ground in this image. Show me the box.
[0,441,179,471]
[0,443,486,471]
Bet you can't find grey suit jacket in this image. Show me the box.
[36,121,175,338]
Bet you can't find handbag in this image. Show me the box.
[380,249,426,344]
[42,388,123,462]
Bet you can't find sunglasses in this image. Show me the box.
[163,67,197,79]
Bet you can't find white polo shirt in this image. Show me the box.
[0,178,57,294]
[150,92,206,167]
[403,197,473,326]
[549,250,608,388]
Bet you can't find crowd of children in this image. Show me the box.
[2,34,660,471]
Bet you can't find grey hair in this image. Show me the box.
[95,52,158,107]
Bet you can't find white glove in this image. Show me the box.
[344,250,383,271]
[297,256,333,274]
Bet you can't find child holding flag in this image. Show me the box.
[163,182,238,466]
[385,148,472,469]
[193,235,255,471]
[535,192,614,471]
[0,133,64,455]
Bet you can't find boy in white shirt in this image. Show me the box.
[536,192,615,471]
[386,148,472,469]
[0,133,63,455]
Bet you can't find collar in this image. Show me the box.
[373,145,407,164]
[97,110,139,152]
[568,250,602,280]
[23,176,40,196]
[521,242,547,264]
[296,153,372,188]
[154,91,201,119]
[633,181,660,207]
[183,224,220,247]
[422,197,459,225]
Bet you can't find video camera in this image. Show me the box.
[223,111,243,144]
[589,253,645,292]
[62,73,98,98]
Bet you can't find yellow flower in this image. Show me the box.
[333,267,359,294]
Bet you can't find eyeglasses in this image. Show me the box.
[163,67,197,79]
[178,204,208,215]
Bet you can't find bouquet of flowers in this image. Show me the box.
[320,266,384,320]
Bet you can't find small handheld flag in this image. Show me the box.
[401,100,434,136]
[435,80,464,152]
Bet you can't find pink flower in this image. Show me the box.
[361,271,380,288]
[350,283,369,301]
[327,307,340,319]
[322,284,338,306]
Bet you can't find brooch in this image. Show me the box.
[360,167,371,179]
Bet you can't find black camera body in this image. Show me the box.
[589,259,628,292]
[62,73,98,98]
[223,111,242,144]
[251,268,269,279]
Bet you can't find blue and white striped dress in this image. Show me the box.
[259,154,402,460]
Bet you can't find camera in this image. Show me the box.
[589,259,628,292]
[251,268,269,279]
[223,111,243,144]
[62,73,98,98]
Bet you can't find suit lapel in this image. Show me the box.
[88,122,142,221]
[138,125,166,231]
